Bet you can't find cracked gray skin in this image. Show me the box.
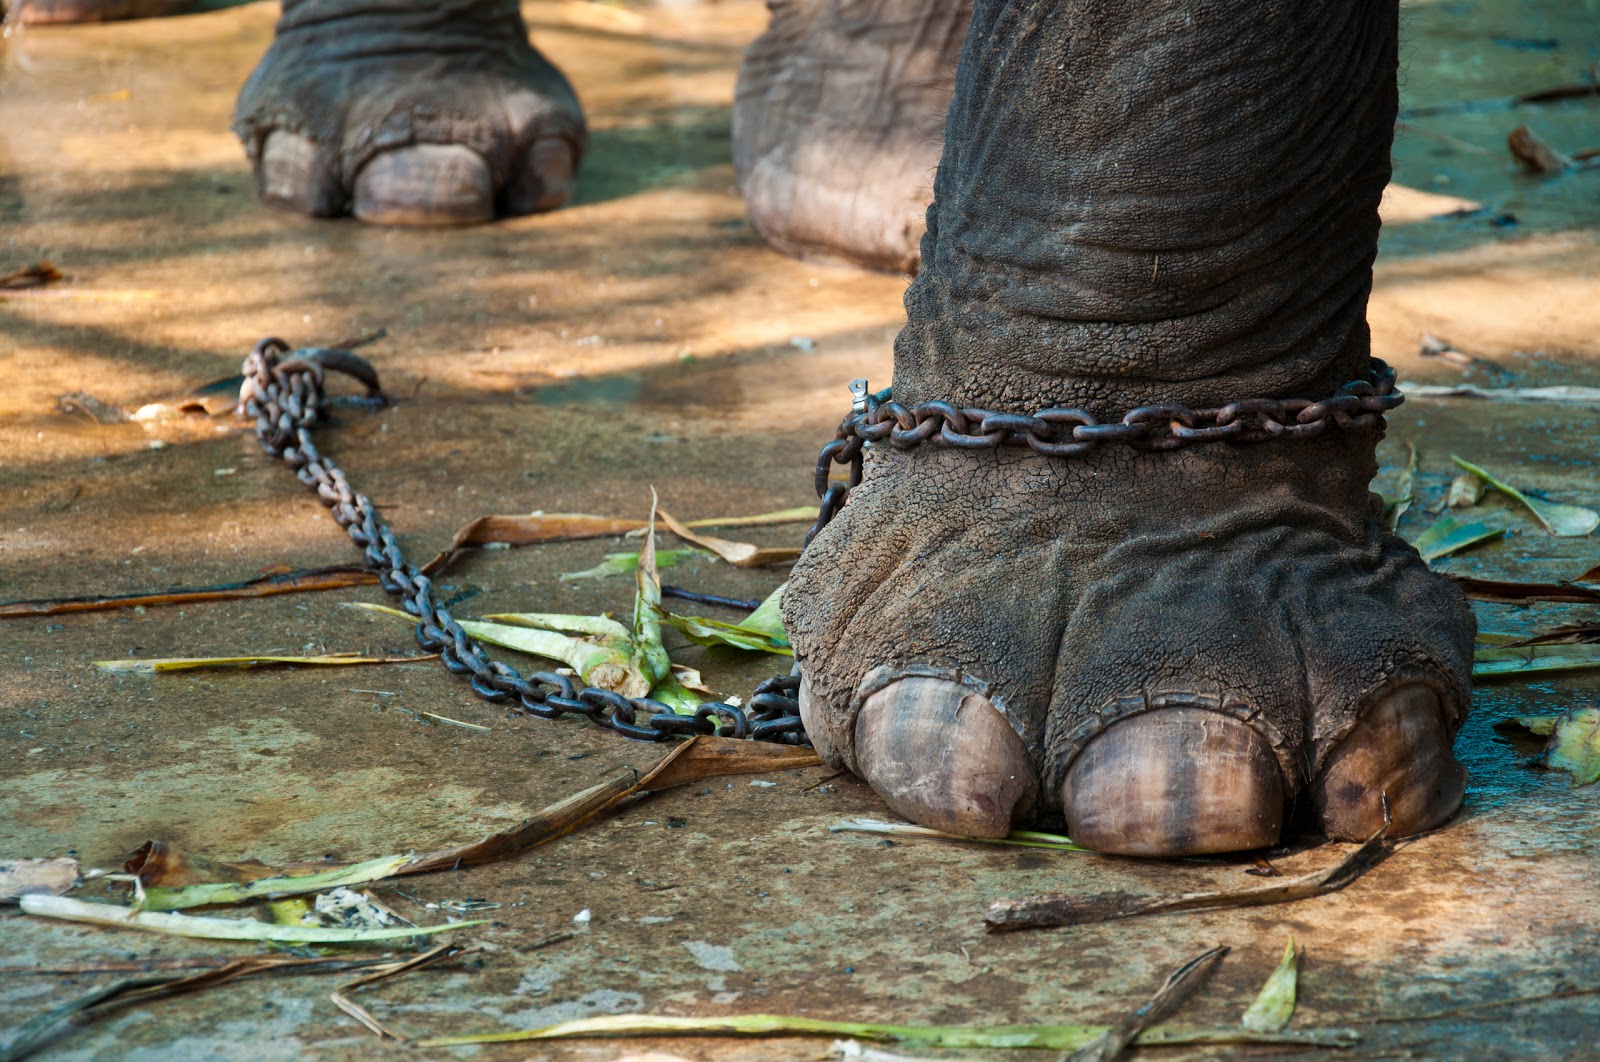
[17,0,1476,855]
[785,0,1474,853]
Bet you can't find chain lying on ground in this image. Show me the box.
[807,360,1404,542]
[240,338,808,745]
[243,336,1401,746]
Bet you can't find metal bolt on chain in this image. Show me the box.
[240,337,808,746]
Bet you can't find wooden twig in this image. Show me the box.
[331,943,466,1041]
[985,823,1392,933]
[1064,947,1229,1062]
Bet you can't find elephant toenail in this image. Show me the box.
[1311,683,1465,840]
[352,144,495,226]
[1061,708,1285,857]
[854,676,1037,838]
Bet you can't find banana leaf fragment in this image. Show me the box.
[1535,708,1600,785]
[1450,456,1599,537]
[1472,643,1600,679]
[18,895,483,943]
[416,1012,1357,1050]
[657,509,803,568]
[630,496,673,688]
[831,818,1089,853]
[1241,938,1300,1033]
[659,609,792,655]
[559,549,707,582]
[348,602,650,696]
[95,652,431,674]
[1411,515,1503,562]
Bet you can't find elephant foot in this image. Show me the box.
[232,0,584,225]
[786,438,1475,856]
[732,0,972,273]
[4,0,194,24]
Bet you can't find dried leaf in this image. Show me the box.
[1410,515,1503,561]
[425,507,817,573]
[0,565,377,619]
[0,858,79,903]
[1473,644,1600,679]
[1449,567,1600,603]
[95,652,430,674]
[657,509,802,568]
[1445,473,1487,509]
[416,1012,1357,1051]
[1241,938,1300,1033]
[1379,444,1417,531]
[1508,124,1573,173]
[1450,456,1599,537]
[1537,707,1600,785]
[0,261,63,290]
[18,895,483,943]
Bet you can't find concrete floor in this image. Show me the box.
[2,1,1599,1058]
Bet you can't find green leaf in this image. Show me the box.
[1539,707,1600,785]
[345,603,649,696]
[1379,444,1417,531]
[738,582,787,640]
[1241,938,1300,1033]
[658,609,792,655]
[1410,515,1503,562]
[415,1012,1357,1050]
[140,854,411,912]
[829,818,1090,853]
[479,612,631,640]
[1450,456,1598,537]
[1473,643,1600,679]
[1510,714,1561,736]
[631,494,672,686]
[647,669,706,715]
[559,549,707,582]
[19,894,482,944]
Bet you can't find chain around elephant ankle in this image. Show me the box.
[805,359,1402,543]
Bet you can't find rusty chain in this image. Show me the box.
[243,336,1401,748]
[807,360,1403,543]
[240,337,808,745]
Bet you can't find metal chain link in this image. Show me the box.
[804,360,1403,543]
[240,337,808,746]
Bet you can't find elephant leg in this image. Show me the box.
[784,0,1473,855]
[733,0,971,273]
[233,0,583,226]
[4,0,194,24]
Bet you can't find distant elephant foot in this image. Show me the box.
[786,437,1475,856]
[4,0,194,24]
[732,0,972,273]
[233,0,584,226]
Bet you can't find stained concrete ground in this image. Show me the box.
[2,1,1599,1059]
